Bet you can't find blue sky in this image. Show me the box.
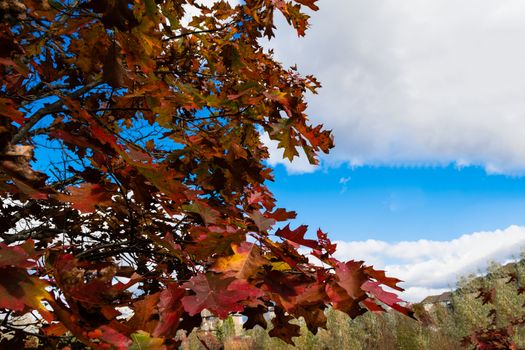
[269,164,525,242]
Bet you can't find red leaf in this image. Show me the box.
[0,98,24,124]
[276,224,319,249]
[267,208,297,221]
[316,229,337,254]
[362,298,385,313]
[182,273,262,318]
[325,281,366,318]
[364,266,404,292]
[362,281,403,306]
[153,284,185,338]
[335,261,367,299]
[98,326,131,350]
[0,241,34,268]
[294,0,319,11]
[0,268,53,322]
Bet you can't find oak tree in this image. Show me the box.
[0,0,412,348]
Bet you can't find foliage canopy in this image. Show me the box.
[0,0,412,348]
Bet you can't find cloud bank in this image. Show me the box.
[331,225,525,302]
[265,0,525,174]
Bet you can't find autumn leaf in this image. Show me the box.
[268,307,300,345]
[182,273,263,318]
[335,261,368,299]
[325,282,366,319]
[364,266,404,292]
[0,241,33,268]
[211,242,268,279]
[0,98,24,124]
[362,281,403,306]
[183,201,220,226]
[276,224,319,249]
[294,0,319,11]
[242,305,268,330]
[127,293,161,334]
[0,242,53,321]
[153,284,185,338]
[248,210,276,232]
[99,326,131,350]
[56,183,114,213]
[130,331,166,350]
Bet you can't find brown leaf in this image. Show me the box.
[57,183,113,213]
[103,44,125,87]
[268,307,300,345]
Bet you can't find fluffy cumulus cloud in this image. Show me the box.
[331,225,525,302]
[264,0,525,174]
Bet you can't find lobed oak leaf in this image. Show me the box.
[127,293,160,334]
[98,326,131,350]
[183,202,220,226]
[0,242,53,321]
[362,298,385,313]
[261,270,308,313]
[293,0,319,11]
[268,307,300,345]
[57,183,113,213]
[248,210,275,232]
[247,190,265,206]
[293,305,326,334]
[211,242,268,279]
[182,273,263,318]
[267,208,297,221]
[362,281,403,306]
[153,284,185,338]
[335,261,367,299]
[276,224,319,249]
[0,267,53,322]
[0,97,24,124]
[325,282,366,319]
[364,266,404,291]
[316,229,337,255]
[1,145,41,184]
[242,305,268,330]
[0,241,34,268]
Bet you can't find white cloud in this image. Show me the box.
[332,225,525,302]
[264,0,525,174]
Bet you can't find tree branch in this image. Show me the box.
[162,24,232,41]
[11,80,101,145]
